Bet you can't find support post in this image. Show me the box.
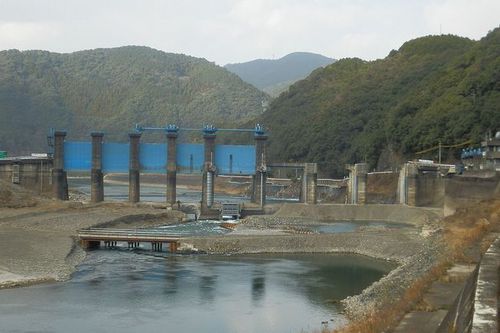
[253,133,268,208]
[166,127,178,206]
[398,164,407,204]
[91,132,104,203]
[356,163,368,204]
[128,132,141,203]
[80,240,100,249]
[303,163,317,204]
[406,162,418,206]
[52,130,68,200]
[201,127,217,215]
[169,242,178,253]
[347,163,368,204]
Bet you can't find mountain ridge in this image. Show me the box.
[0,46,268,154]
[225,52,335,96]
[257,30,500,176]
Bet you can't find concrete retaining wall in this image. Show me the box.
[366,172,399,204]
[433,236,499,333]
[0,158,52,195]
[471,236,499,333]
[416,174,445,208]
[436,266,478,333]
[444,174,500,215]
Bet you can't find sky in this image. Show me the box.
[0,0,499,65]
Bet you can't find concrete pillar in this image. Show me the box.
[166,128,178,205]
[303,163,317,204]
[90,132,104,203]
[128,133,141,203]
[398,164,407,204]
[253,134,268,207]
[201,128,217,214]
[356,163,368,204]
[80,240,100,249]
[169,242,178,253]
[347,163,368,204]
[52,130,68,200]
[406,163,418,206]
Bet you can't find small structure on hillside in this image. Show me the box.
[481,131,500,171]
[462,131,500,171]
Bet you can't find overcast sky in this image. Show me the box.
[0,0,499,65]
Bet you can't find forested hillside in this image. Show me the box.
[225,52,335,96]
[260,28,500,177]
[0,46,268,154]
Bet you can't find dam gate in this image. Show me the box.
[49,125,269,216]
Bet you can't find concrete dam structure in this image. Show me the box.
[15,126,319,217]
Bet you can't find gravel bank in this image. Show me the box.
[0,194,444,321]
[0,201,184,289]
[182,209,443,319]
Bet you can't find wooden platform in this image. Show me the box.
[78,228,182,252]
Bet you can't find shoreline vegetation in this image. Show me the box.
[331,199,500,333]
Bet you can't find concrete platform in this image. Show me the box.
[446,264,477,282]
[393,261,479,332]
[393,310,449,333]
[423,281,467,310]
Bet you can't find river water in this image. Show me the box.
[69,177,231,204]
[0,252,393,333]
[68,177,297,204]
[0,178,398,332]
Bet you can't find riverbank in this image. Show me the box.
[3,178,497,332]
[0,181,444,322]
[0,198,184,289]
[181,204,444,318]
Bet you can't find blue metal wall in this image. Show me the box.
[215,145,255,175]
[139,143,166,172]
[103,143,129,173]
[64,141,256,175]
[64,142,91,171]
[177,143,204,173]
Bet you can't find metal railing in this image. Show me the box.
[78,228,183,240]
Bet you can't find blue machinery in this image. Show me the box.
[135,123,266,135]
[50,124,269,216]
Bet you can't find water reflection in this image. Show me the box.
[251,274,265,305]
[0,252,394,333]
[199,275,216,305]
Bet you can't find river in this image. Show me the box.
[67,177,297,204]
[0,178,398,332]
[0,252,393,333]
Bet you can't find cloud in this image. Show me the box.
[0,0,498,64]
[424,0,500,38]
[0,21,60,49]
